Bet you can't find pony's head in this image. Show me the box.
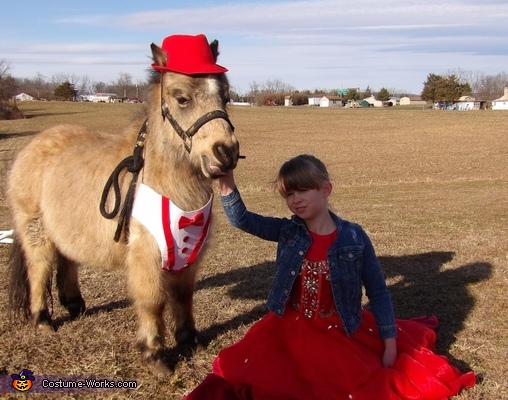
[150,34,240,179]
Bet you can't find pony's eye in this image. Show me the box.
[176,96,190,107]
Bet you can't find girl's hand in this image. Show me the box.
[218,170,236,196]
[382,338,397,368]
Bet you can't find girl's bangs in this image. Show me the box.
[277,170,320,196]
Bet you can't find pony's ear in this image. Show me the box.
[151,43,167,68]
[209,39,219,62]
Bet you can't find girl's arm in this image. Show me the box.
[218,170,285,242]
[359,228,397,339]
[383,337,397,368]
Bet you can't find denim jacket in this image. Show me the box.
[221,187,397,339]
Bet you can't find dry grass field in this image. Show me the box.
[0,101,506,399]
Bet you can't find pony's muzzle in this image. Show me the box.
[213,141,240,172]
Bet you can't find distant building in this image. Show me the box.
[492,86,508,110]
[284,95,293,106]
[385,97,400,106]
[308,95,324,106]
[307,95,345,107]
[90,93,118,103]
[454,96,487,111]
[400,96,427,106]
[363,96,383,107]
[14,93,34,101]
[319,96,344,107]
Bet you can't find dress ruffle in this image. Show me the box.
[186,309,474,400]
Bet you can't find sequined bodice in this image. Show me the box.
[290,229,338,319]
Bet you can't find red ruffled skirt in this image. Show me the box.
[186,308,475,400]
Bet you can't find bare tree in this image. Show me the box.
[33,72,47,99]
[92,81,107,94]
[248,79,295,105]
[113,72,134,98]
[248,81,260,96]
[445,68,508,100]
[0,59,10,79]
[77,75,92,96]
[0,59,12,97]
[0,59,18,100]
[263,79,295,94]
[0,59,23,120]
[476,72,508,100]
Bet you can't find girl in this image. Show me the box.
[187,154,475,400]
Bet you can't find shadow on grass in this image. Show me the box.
[52,299,131,330]
[195,251,492,373]
[194,261,273,350]
[0,132,38,139]
[379,251,492,372]
[23,111,88,119]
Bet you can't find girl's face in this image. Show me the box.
[285,182,331,221]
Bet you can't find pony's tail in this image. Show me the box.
[8,234,31,320]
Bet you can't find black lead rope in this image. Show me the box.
[99,120,147,242]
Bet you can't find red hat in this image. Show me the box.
[151,34,228,75]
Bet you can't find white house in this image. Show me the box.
[91,93,118,103]
[363,96,383,107]
[400,96,427,106]
[385,97,400,106]
[14,93,34,101]
[454,96,486,111]
[492,86,508,110]
[284,95,293,106]
[308,95,323,106]
[319,95,344,107]
[455,96,476,111]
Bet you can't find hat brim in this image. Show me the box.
[151,63,228,75]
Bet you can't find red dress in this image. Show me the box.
[187,231,475,400]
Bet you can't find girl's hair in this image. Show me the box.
[275,154,330,197]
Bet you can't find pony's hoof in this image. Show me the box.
[140,346,173,377]
[147,358,173,377]
[35,310,54,333]
[59,294,86,320]
[67,299,86,320]
[175,326,199,352]
[142,351,173,377]
[36,321,55,334]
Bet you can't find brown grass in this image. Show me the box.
[0,101,507,399]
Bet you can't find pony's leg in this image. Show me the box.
[126,246,169,375]
[56,254,86,319]
[167,266,199,353]
[18,219,57,332]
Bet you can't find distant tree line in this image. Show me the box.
[230,73,506,107]
[0,60,150,104]
[421,74,472,103]
[1,56,507,112]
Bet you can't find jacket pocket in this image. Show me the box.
[338,246,364,266]
[337,246,364,302]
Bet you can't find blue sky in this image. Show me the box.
[3,0,507,94]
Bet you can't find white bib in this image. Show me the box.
[132,183,213,272]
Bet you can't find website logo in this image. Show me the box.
[11,369,35,392]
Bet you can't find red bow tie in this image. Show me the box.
[178,212,205,229]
